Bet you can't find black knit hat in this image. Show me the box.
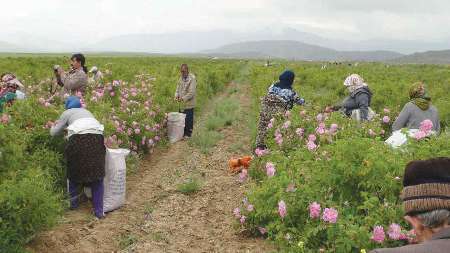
[401,157,450,215]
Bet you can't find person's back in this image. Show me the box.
[392,102,440,132]
[50,108,98,137]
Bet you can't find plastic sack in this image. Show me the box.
[385,129,419,148]
[351,107,376,122]
[103,148,130,212]
[167,112,186,143]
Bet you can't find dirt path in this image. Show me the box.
[27,82,273,253]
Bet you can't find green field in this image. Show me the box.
[0,55,449,252]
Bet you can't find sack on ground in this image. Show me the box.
[103,148,130,212]
[167,112,186,143]
[351,107,376,122]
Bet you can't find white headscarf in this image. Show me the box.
[344,74,368,93]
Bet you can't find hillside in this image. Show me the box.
[202,40,404,62]
[393,49,450,64]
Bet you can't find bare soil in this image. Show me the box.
[27,83,273,253]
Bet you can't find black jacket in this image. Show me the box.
[342,87,373,120]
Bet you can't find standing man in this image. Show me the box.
[175,64,196,138]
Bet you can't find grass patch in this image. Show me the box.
[150,232,169,243]
[118,232,138,250]
[191,97,240,153]
[177,178,201,195]
[190,130,223,154]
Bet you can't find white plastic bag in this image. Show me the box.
[385,129,419,148]
[167,112,186,143]
[351,107,376,122]
[103,148,130,212]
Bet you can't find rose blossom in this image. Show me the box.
[322,208,338,223]
[266,162,276,177]
[309,202,321,219]
[371,226,385,243]
[278,200,287,218]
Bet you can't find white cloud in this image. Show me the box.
[0,0,449,44]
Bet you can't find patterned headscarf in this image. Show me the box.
[344,74,368,93]
[409,82,431,110]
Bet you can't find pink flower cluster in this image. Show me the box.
[414,119,434,140]
[308,202,321,219]
[233,198,255,225]
[255,147,269,157]
[278,200,287,219]
[382,116,390,124]
[296,128,304,137]
[274,129,283,146]
[238,169,248,183]
[307,134,317,151]
[322,208,338,223]
[371,224,414,243]
[308,202,338,224]
[266,162,276,177]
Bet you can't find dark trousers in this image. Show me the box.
[69,179,104,218]
[183,108,194,137]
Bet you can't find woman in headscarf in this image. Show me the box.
[50,96,106,218]
[334,74,374,121]
[255,70,305,150]
[54,53,88,95]
[392,82,440,132]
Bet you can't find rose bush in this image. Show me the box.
[0,56,240,252]
[237,62,450,252]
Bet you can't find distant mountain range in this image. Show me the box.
[202,40,404,62]
[393,50,450,64]
[1,28,450,63]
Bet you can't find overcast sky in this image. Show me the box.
[1,0,450,44]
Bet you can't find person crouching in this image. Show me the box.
[50,96,106,218]
[255,70,305,150]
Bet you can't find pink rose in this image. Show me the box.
[266,162,276,177]
[371,226,385,243]
[322,208,338,223]
[329,123,338,133]
[382,116,390,124]
[296,128,304,137]
[414,130,427,140]
[307,141,317,151]
[388,223,402,240]
[278,200,287,218]
[316,113,324,122]
[309,202,321,219]
[233,207,241,218]
[238,169,248,183]
[419,119,433,133]
[258,227,267,235]
[308,134,317,142]
[240,215,246,224]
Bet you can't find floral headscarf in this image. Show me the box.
[409,82,431,110]
[344,74,368,93]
